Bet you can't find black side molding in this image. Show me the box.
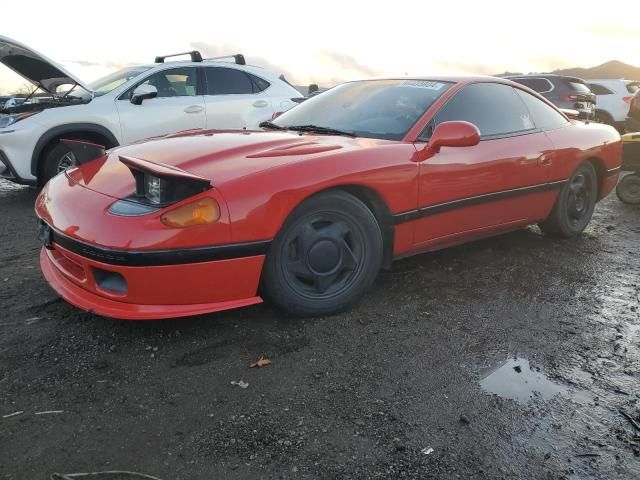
[394,180,566,224]
[39,221,271,267]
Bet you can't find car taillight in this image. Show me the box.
[623,96,633,104]
[161,197,220,228]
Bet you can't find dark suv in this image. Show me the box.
[626,89,640,132]
[505,75,596,120]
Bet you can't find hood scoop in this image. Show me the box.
[247,141,342,158]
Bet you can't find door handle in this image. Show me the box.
[184,105,204,114]
[253,100,269,108]
[538,154,552,166]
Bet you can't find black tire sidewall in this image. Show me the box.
[616,174,640,205]
[595,110,614,126]
[544,162,598,237]
[262,191,383,316]
[41,143,74,184]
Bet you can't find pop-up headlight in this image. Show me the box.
[120,155,212,207]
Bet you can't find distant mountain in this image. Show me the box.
[495,60,640,80]
[551,60,640,80]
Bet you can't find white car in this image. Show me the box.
[586,79,640,131]
[0,36,302,185]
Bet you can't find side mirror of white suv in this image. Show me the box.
[131,85,158,106]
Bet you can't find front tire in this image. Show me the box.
[262,191,383,316]
[41,143,77,185]
[539,161,598,238]
[616,173,640,205]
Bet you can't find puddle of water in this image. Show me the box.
[480,357,568,403]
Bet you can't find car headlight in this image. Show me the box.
[143,173,166,205]
[0,112,38,128]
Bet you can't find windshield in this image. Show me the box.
[273,79,453,140]
[88,67,152,97]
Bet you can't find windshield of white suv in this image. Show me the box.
[271,79,453,140]
[89,67,152,97]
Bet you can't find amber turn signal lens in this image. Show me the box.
[161,198,220,228]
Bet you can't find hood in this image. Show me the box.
[0,35,92,95]
[66,129,388,199]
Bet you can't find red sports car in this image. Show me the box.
[35,76,621,320]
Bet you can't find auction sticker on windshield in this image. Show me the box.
[401,80,446,90]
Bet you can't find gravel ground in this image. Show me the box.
[0,178,639,480]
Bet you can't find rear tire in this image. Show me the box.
[616,173,640,205]
[41,143,77,185]
[262,191,383,316]
[594,110,615,127]
[539,161,598,238]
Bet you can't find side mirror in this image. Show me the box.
[130,84,158,105]
[416,121,480,161]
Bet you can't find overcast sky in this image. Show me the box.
[1,0,638,94]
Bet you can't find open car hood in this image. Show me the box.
[0,35,92,95]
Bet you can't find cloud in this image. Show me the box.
[104,61,139,70]
[190,41,300,82]
[314,50,379,79]
[189,41,381,86]
[65,59,102,67]
[584,23,640,40]
[431,60,499,76]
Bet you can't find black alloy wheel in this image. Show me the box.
[539,161,598,238]
[262,191,383,316]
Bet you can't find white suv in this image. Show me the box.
[586,79,640,131]
[0,36,302,185]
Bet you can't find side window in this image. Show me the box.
[514,89,569,130]
[247,73,270,92]
[430,83,535,139]
[135,67,197,98]
[512,78,553,93]
[587,83,613,95]
[205,67,256,95]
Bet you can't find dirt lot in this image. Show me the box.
[1,178,639,480]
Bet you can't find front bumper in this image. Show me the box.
[0,149,36,185]
[39,239,266,320]
[0,123,40,183]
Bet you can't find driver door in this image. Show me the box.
[116,67,206,144]
[413,82,556,247]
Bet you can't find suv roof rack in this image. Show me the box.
[155,51,203,63]
[204,54,246,66]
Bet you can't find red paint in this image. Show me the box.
[35,76,622,320]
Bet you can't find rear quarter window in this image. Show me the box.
[511,78,553,93]
[627,82,640,94]
[588,83,613,95]
[565,79,591,93]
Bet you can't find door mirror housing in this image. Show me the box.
[429,121,481,151]
[415,121,481,161]
[130,84,158,105]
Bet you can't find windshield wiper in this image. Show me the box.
[287,124,356,137]
[258,120,286,130]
